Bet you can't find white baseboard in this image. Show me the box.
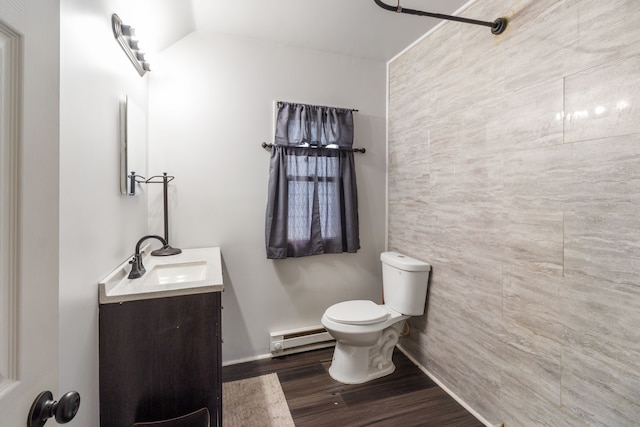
[396,344,502,427]
[222,352,272,367]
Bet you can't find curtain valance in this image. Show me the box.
[274,102,354,148]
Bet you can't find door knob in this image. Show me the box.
[28,390,80,427]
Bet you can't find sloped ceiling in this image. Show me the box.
[123,0,196,53]
[190,0,472,61]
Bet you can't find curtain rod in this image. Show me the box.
[276,101,358,113]
[261,142,366,154]
[373,0,508,35]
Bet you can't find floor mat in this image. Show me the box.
[223,373,295,427]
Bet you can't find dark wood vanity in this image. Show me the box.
[99,291,222,427]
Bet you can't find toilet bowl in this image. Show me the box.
[321,252,431,384]
[321,300,409,384]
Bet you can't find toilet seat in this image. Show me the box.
[325,300,389,325]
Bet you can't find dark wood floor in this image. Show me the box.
[223,347,483,427]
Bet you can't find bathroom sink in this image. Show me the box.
[99,247,223,304]
[142,261,208,286]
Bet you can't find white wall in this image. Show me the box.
[148,31,388,363]
[59,1,153,425]
[57,2,385,423]
[59,1,197,424]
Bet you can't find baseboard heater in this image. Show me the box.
[270,325,335,357]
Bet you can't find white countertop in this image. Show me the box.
[99,246,223,304]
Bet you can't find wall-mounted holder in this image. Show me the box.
[111,13,151,76]
[127,171,146,196]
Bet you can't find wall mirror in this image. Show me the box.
[120,95,147,195]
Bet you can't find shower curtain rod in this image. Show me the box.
[373,0,508,35]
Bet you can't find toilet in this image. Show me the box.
[321,252,431,384]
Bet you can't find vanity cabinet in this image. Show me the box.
[99,291,222,427]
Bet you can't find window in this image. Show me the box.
[265,103,359,259]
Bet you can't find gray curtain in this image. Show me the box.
[265,102,360,259]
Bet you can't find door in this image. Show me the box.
[0,1,60,425]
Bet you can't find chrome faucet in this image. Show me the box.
[128,235,167,279]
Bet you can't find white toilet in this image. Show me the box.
[321,252,431,384]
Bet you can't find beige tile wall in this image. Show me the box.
[388,0,640,425]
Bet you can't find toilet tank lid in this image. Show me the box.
[380,252,431,272]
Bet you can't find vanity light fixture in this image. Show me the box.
[111,13,151,76]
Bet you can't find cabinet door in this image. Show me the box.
[99,292,221,427]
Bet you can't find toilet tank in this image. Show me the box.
[381,252,431,316]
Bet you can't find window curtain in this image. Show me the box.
[265,102,360,259]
